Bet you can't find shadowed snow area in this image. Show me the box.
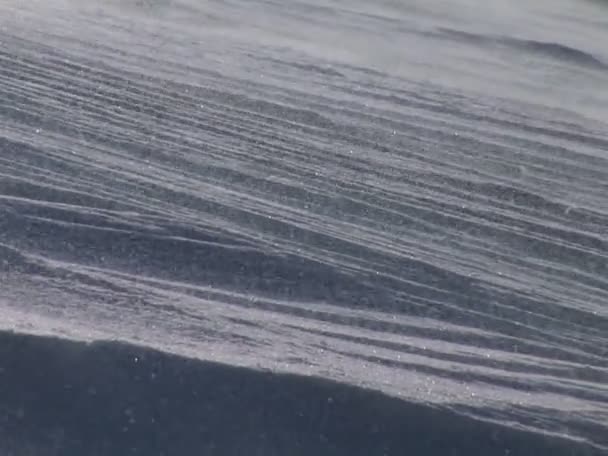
[1,331,604,456]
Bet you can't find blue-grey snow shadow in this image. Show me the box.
[0,331,601,456]
[434,27,608,71]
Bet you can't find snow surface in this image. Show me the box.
[1,0,607,454]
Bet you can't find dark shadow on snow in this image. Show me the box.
[0,330,602,456]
